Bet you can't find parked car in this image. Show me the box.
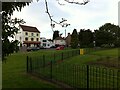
[40,46,45,49]
[50,46,56,48]
[27,47,40,51]
[56,46,64,50]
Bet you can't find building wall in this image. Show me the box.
[40,37,55,48]
[54,40,66,46]
[15,26,40,47]
[65,33,71,46]
[23,31,40,41]
[15,27,24,46]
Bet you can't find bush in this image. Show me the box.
[101,44,114,48]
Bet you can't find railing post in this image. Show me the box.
[78,50,80,55]
[54,53,55,63]
[117,70,120,89]
[26,56,29,73]
[50,61,52,80]
[67,51,69,58]
[43,55,45,67]
[86,65,89,89]
[62,52,63,61]
[29,57,32,73]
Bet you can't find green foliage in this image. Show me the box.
[94,23,120,47]
[71,29,79,48]
[79,29,94,48]
[53,30,59,40]
[2,2,30,60]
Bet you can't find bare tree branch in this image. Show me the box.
[64,0,89,5]
[45,0,70,32]
[45,0,89,32]
[57,0,89,5]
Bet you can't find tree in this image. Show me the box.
[53,30,59,40]
[79,29,93,48]
[2,2,30,60]
[94,23,120,47]
[71,29,79,49]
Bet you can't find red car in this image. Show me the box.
[56,46,64,50]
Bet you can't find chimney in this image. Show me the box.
[68,33,70,36]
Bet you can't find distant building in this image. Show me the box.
[54,37,66,46]
[40,37,55,48]
[65,33,71,47]
[15,25,41,48]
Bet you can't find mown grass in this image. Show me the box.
[2,49,62,88]
[3,48,79,88]
[89,48,118,56]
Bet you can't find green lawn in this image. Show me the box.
[2,50,61,88]
[89,48,118,56]
[3,48,119,88]
[2,49,79,88]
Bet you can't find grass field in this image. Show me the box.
[2,50,62,88]
[3,48,119,88]
[2,49,79,88]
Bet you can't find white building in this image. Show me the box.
[54,37,66,46]
[15,25,41,47]
[40,37,55,48]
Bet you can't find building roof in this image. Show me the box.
[54,37,65,40]
[20,25,40,33]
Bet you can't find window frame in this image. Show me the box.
[31,38,34,41]
[25,37,28,41]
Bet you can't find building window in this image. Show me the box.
[31,33,34,36]
[25,32,28,35]
[43,40,47,42]
[25,37,28,41]
[43,43,46,47]
[31,38,34,41]
[36,38,39,41]
[36,33,38,36]
[48,44,50,46]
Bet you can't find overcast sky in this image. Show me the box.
[12,0,120,39]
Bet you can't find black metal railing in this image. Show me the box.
[27,49,80,69]
[27,59,120,88]
[26,49,120,89]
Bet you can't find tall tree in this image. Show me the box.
[79,29,93,48]
[53,30,59,40]
[2,2,30,60]
[71,29,79,49]
[94,23,120,47]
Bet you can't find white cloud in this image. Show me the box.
[12,0,120,39]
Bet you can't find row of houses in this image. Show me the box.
[15,25,71,49]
